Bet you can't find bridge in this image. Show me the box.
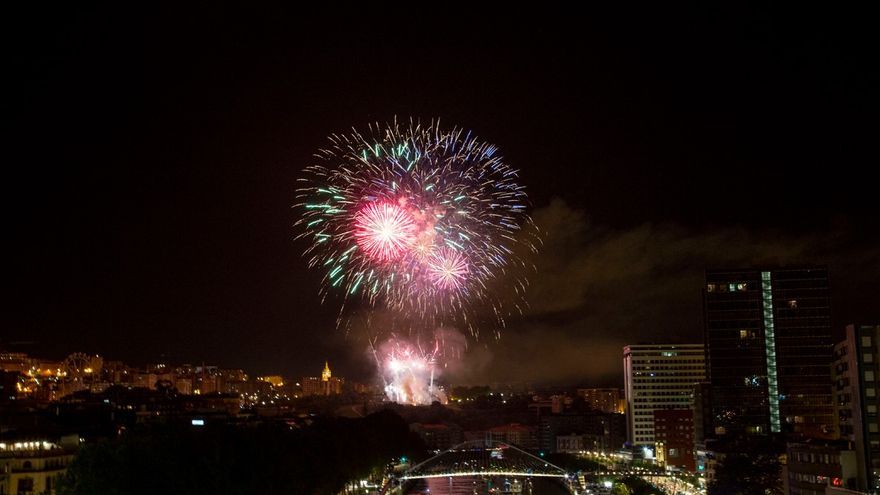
[400,440,568,480]
[387,443,699,494]
[391,441,576,494]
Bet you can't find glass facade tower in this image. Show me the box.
[704,267,833,438]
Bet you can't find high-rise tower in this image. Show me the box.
[704,266,833,438]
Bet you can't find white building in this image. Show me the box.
[623,344,706,447]
[0,440,75,495]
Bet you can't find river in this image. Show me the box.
[402,476,571,494]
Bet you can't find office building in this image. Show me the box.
[654,409,695,472]
[704,267,834,438]
[833,323,880,492]
[624,344,706,447]
[785,441,859,495]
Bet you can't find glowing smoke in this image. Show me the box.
[373,327,466,405]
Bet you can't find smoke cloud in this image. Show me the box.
[446,198,880,386]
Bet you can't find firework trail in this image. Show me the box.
[295,118,535,336]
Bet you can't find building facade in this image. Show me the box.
[539,412,625,454]
[410,423,463,451]
[301,362,343,396]
[654,408,695,472]
[556,434,586,454]
[833,323,880,492]
[623,344,706,447]
[0,371,18,403]
[704,267,834,438]
[0,441,74,495]
[785,441,859,495]
[486,423,538,450]
[577,388,625,414]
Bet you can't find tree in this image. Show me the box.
[612,481,631,495]
[59,410,426,495]
[620,476,664,495]
[708,435,784,495]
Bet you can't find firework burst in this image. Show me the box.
[429,248,469,291]
[296,118,534,335]
[353,202,416,261]
[376,337,446,405]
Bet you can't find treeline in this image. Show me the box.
[59,410,425,495]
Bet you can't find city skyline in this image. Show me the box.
[7,5,880,495]
[7,5,878,386]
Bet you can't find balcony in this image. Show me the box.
[11,465,66,474]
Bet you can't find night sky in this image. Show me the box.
[7,5,878,386]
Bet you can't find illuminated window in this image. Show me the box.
[736,283,747,291]
[863,336,873,347]
[868,388,876,398]
[707,284,716,292]
[866,354,874,363]
[788,299,798,309]
[744,375,762,387]
[740,330,755,340]
[871,423,879,433]
[867,405,877,414]
[728,283,737,292]
[867,371,876,382]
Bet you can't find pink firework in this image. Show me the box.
[354,202,416,262]
[429,248,469,290]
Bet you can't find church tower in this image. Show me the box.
[321,361,331,395]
